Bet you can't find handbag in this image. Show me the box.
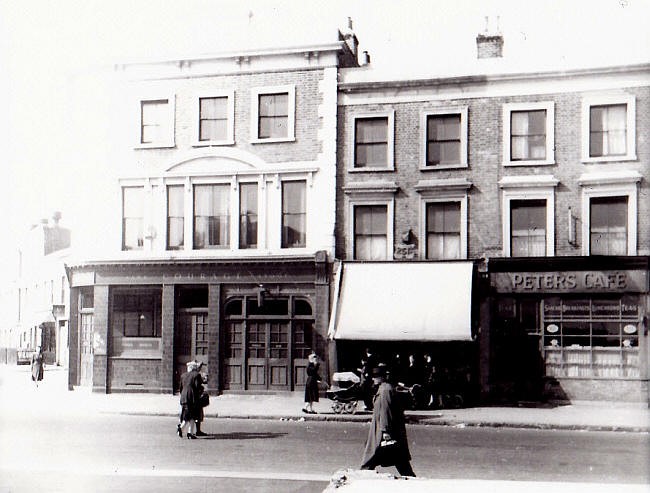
[376,437,400,467]
[199,391,210,408]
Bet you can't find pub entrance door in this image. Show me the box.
[223,296,314,391]
[79,312,94,387]
[174,309,209,392]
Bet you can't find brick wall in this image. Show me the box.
[132,69,325,168]
[337,85,650,260]
[108,358,162,392]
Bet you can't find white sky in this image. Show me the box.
[0,0,648,279]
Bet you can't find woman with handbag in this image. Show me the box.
[177,360,204,439]
[360,365,415,477]
[302,352,321,414]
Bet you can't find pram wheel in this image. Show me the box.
[344,402,357,414]
[332,402,344,414]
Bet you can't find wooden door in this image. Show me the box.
[174,311,209,391]
[246,322,267,390]
[224,321,244,389]
[268,322,289,390]
[79,313,94,387]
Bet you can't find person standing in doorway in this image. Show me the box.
[177,361,203,439]
[302,352,321,414]
[358,348,377,411]
[360,365,415,477]
[31,347,44,388]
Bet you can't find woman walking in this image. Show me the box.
[31,347,44,388]
[302,352,321,414]
[177,360,204,439]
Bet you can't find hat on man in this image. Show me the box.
[371,365,387,378]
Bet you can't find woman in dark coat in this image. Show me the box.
[302,352,321,414]
[31,347,44,387]
[177,361,204,439]
[361,366,415,477]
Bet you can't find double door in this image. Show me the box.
[225,320,294,391]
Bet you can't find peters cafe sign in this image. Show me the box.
[492,270,649,294]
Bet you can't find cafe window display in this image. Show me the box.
[541,297,641,378]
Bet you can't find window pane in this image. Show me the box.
[282,181,306,248]
[510,200,546,257]
[193,184,230,248]
[355,118,388,167]
[427,114,461,165]
[259,93,288,117]
[590,196,627,255]
[590,104,627,157]
[167,185,184,249]
[510,110,546,160]
[426,202,461,259]
[239,183,258,249]
[123,187,144,250]
[140,100,168,144]
[354,205,387,260]
[200,119,228,141]
[200,97,227,119]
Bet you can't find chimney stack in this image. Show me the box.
[476,16,503,59]
[342,16,359,58]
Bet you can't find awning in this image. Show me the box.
[328,262,474,341]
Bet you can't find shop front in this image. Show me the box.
[66,254,330,394]
[488,257,649,404]
[327,261,480,404]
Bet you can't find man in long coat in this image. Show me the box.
[361,365,415,476]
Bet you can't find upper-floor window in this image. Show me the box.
[590,196,628,255]
[122,187,144,251]
[137,95,175,148]
[353,205,388,260]
[281,180,306,248]
[239,183,258,249]
[500,176,557,257]
[251,85,296,143]
[195,91,235,145]
[167,185,184,250]
[425,202,461,260]
[193,184,230,249]
[351,112,395,171]
[503,102,555,166]
[422,107,468,169]
[581,94,636,163]
[510,199,547,257]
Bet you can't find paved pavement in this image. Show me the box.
[1,364,648,433]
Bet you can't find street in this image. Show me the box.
[1,411,648,492]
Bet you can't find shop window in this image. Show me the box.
[542,297,640,379]
[239,183,258,249]
[193,184,230,249]
[589,196,627,255]
[112,289,162,337]
[122,187,144,251]
[167,185,184,250]
[425,202,461,260]
[353,205,388,260]
[281,181,306,248]
[510,199,547,257]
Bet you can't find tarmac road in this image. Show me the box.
[1,410,648,492]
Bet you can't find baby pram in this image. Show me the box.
[326,372,362,414]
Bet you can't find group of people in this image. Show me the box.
[177,360,209,439]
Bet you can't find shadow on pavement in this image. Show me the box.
[201,432,288,440]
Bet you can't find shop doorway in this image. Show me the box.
[223,296,314,391]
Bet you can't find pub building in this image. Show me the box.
[486,256,649,404]
[66,255,330,394]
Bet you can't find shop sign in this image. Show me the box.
[492,270,648,293]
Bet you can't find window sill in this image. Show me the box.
[581,155,637,164]
[192,140,235,147]
[250,137,295,144]
[502,160,555,167]
[348,167,395,173]
[134,143,176,150]
[419,163,468,171]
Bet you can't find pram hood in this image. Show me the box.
[332,371,361,383]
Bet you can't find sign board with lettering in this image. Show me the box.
[492,270,648,294]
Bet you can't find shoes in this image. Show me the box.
[302,408,308,413]
[187,433,197,439]
[309,410,317,414]
[195,430,208,437]
[176,424,182,438]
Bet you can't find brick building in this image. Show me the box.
[65,28,359,393]
[328,31,649,404]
